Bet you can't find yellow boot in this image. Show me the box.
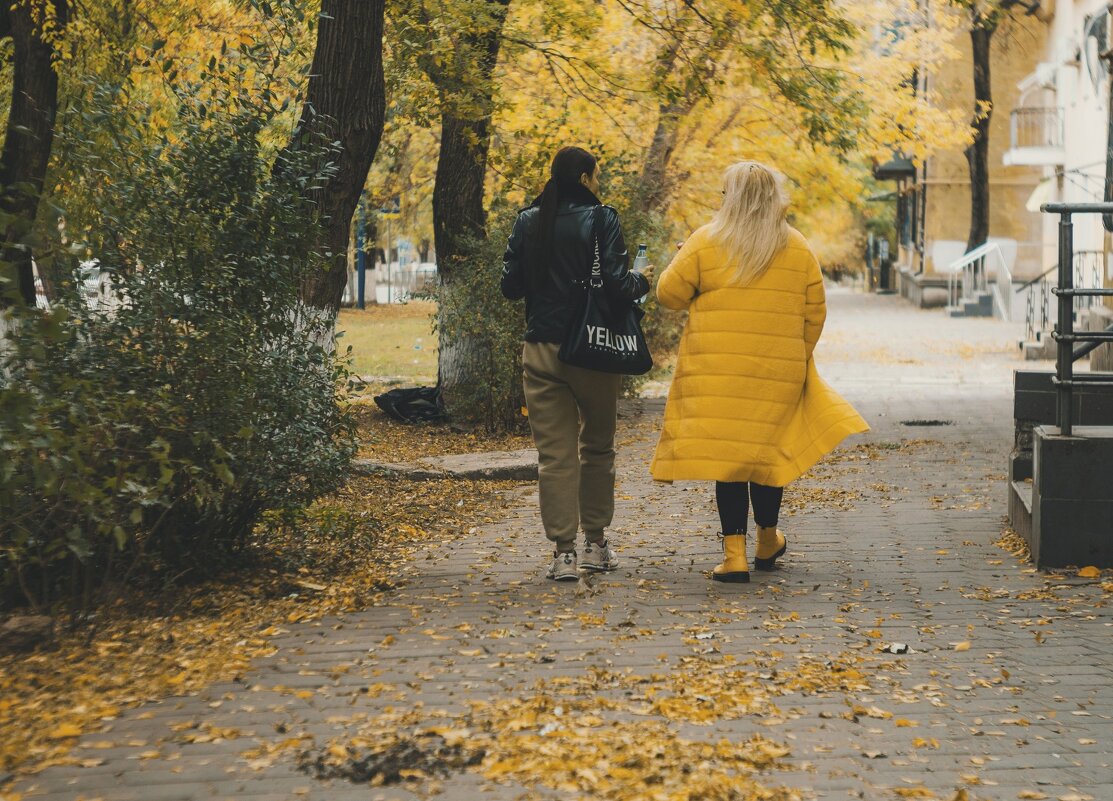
[754,526,787,571]
[712,534,750,583]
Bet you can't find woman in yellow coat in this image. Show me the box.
[651,161,868,583]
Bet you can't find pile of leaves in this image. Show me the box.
[298,732,485,785]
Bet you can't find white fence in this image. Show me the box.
[342,262,437,306]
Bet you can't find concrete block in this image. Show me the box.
[352,449,538,481]
[896,267,949,308]
[1012,370,1113,425]
[1009,479,1034,547]
[1035,426,1113,498]
[1030,425,1113,568]
[1033,498,1113,566]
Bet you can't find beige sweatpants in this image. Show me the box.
[522,342,622,552]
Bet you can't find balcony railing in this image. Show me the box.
[1010,107,1063,150]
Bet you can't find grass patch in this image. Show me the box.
[338,302,438,382]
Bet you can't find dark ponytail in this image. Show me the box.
[528,146,598,290]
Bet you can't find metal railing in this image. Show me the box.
[1073,250,1105,316]
[944,241,1008,311]
[1010,107,1064,150]
[1020,270,1052,343]
[1040,202,1113,436]
[1017,252,1104,343]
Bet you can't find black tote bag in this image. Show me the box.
[558,207,653,375]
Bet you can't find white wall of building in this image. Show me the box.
[1019,0,1112,262]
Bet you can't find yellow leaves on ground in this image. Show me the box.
[0,410,524,780]
[1076,566,1101,578]
[953,641,971,652]
[45,724,82,741]
[313,649,911,801]
[850,704,893,720]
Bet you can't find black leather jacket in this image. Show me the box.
[501,200,649,343]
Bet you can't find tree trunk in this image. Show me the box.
[434,109,500,419]
[431,0,511,421]
[964,23,993,254]
[638,98,698,216]
[0,1,68,309]
[289,0,387,316]
[636,21,729,217]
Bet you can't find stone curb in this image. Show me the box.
[352,448,539,481]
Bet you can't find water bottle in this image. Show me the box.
[632,243,649,303]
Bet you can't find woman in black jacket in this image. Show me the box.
[501,146,650,581]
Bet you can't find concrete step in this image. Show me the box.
[964,292,995,317]
[1012,480,1033,514]
[1008,480,1033,545]
[945,292,995,318]
[1022,337,1056,360]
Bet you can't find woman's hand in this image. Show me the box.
[640,263,656,285]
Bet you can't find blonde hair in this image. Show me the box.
[707,161,790,285]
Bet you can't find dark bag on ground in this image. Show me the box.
[558,206,653,375]
[373,386,447,424]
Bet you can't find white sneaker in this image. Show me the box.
[581,539,618,572]
[546,550,579,581]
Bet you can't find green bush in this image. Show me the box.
[0,66,356,612]
[434,197,528,432]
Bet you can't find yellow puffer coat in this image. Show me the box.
[650,225,868,486]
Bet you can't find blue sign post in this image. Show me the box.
[356,204,367,310]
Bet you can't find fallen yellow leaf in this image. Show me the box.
[47,723,82,740]
[1077,566,1100,578]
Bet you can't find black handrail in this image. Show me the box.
[1039,202,1113,436]
[1075,323,1113,361]
[1014,264,1057,293]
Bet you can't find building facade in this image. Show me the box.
[889,3,1049,308]
[1001,0,1113,361]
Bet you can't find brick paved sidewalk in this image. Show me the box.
[13,290,1112,801]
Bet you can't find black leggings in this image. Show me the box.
[715,481,784,535]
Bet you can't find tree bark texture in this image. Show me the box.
[430,1,509,280]
[964,23,993,254]
[431,0,511,420]
[0,0,68,308]
[291,0,387,314]
[638,98,698,216]
[636,21,730,217]
[435,114,502,419]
